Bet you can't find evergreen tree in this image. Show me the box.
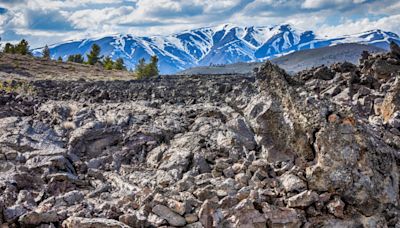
[114,58,126,70]
[87,44,101,65]
[42,45,50,59]
[57,57,63,62]
[3,43,15,54]
[67,54,84,63]
[146,55,159,77]
[2,39,32,55]
[14,39,30,55]
[102,56,114,70]
[134,56,159,79]
[135,58,147,79]
[75,54,84,63]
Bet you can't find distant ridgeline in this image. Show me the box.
[32,24,400,74]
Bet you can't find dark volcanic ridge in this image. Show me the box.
[179,43,385,75]
[272,43,385,73]
[0,43,400,227]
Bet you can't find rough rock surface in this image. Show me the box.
[1,43,400,227]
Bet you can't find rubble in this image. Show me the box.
[0,43,400,227]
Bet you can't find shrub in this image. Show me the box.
[3,43,15,54]
[102,56,114,70]
[114,58,126,70]
[0,80,34,94]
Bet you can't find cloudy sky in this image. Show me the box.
[0,0,399,48]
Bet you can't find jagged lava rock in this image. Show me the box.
[0,46,400,227]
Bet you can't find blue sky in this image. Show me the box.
[0,0,399,48]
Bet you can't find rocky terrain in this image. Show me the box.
[0,42,400,228]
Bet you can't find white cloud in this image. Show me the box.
[2,10,26,28]
[0,0,125,10]
[203,0,242,13]
[365,0,400,15]
[318,14,400,37]
[0,14,7,34]
[301,0,367,9]
[67,6,134,30]
[0,0,399,48]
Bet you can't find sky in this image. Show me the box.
[0,0,399,48]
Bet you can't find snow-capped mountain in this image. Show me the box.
[33,24,400,74]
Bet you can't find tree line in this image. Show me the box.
[65,43,159,78]
[2,39,31,55]
[61,44,127,71]
[1,39,159,79]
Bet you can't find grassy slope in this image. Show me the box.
[0,53,135,81]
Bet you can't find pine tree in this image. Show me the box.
[57,57,63,62]
[15,39,30,55]
[67,54,84,63]
[142,56,159,78]
[42,45,50,59]
[135,58,147,79]
[87,44,101,65]
[102,56,114,70]
[76,54,84,63]
[147,55,159,77]
[114,58,126,70]
[3,43,15,54]
[134,56,159,79]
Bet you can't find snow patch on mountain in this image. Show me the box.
[33,24,400,74]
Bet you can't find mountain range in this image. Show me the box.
[33,24,400,74]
